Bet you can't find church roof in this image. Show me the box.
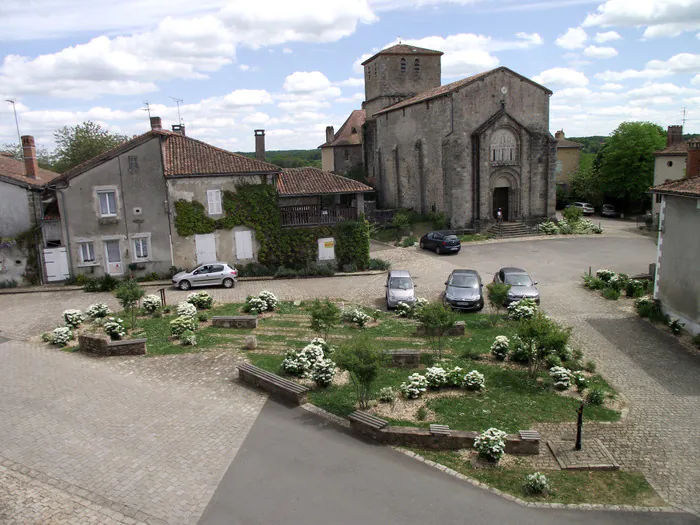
[319,110,366,148]
[278,167,373,196]
[361,44,444,66]
[373,67,553,116]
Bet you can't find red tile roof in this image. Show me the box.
[650,174,700,198]
[278,167,373,196]
[319,110,365,148]
[0,153,59,188]
[362,44,444,66]
[653,140,695,156]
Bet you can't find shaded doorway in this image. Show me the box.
[493,187,509,221]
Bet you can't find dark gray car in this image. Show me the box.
[443,270,484,311]
[492,267,540,306]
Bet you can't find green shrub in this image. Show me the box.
[197,312,209,322]
[378,387,396,403]
[416,406,428,421]
[584,360,597,373]
[668,318,684,335]
[416,302,457,359]
[635,296,664,322]
[545,354,562,369]
[693,334,700,349]
[390,212,410,233]
[274,266,298,278]
[309,299,341,340]
[625,279,647,298]
[509,337,530,363]
[401,236,417,248]
[602,288,620,300]
[238,263,275,277]
[170,316,197,336]
[586,388,606,406]
[368,258,391,271]
[114,279,145,329]
[334,219,371,271]
[573,348,584,360]
[563,206,583,223]
[335,334,386,409]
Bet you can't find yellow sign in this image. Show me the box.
[324,241,335,248]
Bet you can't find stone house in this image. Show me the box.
[319,110,366,175]
[553,130,582,190]
[329,43,556,229]
[652,125,691,218]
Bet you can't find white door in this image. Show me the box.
[195,234,217,264]
[104,240,123,275]
[234,230,254,260]
[43,247,70,282]
[318,237,335,261]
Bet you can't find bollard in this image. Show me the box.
[575,401,584,451]
[159,287,166,307]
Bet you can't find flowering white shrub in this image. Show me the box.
[490,335,510,360]
[86,303,111,319]
[310,337,333,356]
[63,309,84,328]
[282,342,325,377]
[378,387,396,403]
[596,269,615,282]
[557,219,573,235]
[187,291,213,309]
[415,297,429,309]
[400,373,428,399]
[103,317,126,340]
[170,315,197,337]
[51,326,73,346]
[258,290,278,311]
[571,370,587,390]
[474,428,508,462]
[396,302,414,318]
[635,295,654,308]
[524,472,550,494]
[549,366,572,390]
[311,358,336,387]
[425,367,448,389]
[176,302,197,318]
[558,345,573,362]
[508,298,539,320]
[539,221,559,235]
[341,308,371,327]
[180,329,197,346]
[463,370,485,391]
[245,296,268,314]
[578,219,596,233]
[142,295,162,314]
[446,366,464,387]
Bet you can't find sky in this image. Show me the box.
[1,0,699,154]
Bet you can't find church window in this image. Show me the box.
[351,127,357,134]
[344,149,350,161]
[490,129,517,164]
[400,58,407,72]
[367,66,371,79]
[414,59,420,72]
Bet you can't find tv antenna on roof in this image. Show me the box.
[143,101,152,119]
[170,97,184,125]
[681,107,687,127]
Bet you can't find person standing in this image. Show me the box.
[496,208,503,223]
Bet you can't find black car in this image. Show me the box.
[419,230,461,254]
[601,204,617,218]
[443,270,484,311]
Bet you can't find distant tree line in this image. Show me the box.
[237,149,322,169]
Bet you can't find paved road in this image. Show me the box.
[199,401,698,525]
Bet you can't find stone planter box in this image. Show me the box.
[79,334,147,356]
[384,349,421,367]
[212,316,258,329]
[415,321,465,337]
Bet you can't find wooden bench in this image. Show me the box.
[237,363,308,405]
[348,411,388,435]
[519,430,541,441]
[212,316,258,329]
[429,424,451,437]
[385,349,421,367]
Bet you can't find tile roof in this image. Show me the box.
[556,138,583,149]
[319,110,365,148]
[0,153,59,188]
[278,167,373,196]
[653,139,695,156]
[373,67,552,116]
[361,44,444,65]
[650,174,700,198]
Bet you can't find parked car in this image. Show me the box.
[443,269,484,311]
[172,262,238,290]
[385,270,416,309]
[566,202,595,215]
[492,267,540,306]
[419,230,461,254]
[601,204,617,218]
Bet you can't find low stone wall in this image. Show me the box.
[415,321,466,337]
[78,334,147,356]
[385,349,421,367]
[212,316,258,329]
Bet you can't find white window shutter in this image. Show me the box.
[208,190,222,215]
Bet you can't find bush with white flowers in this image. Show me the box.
[86,303,111,319]
[51,326,73,346]
[187,291,213,309]
[396,302,414,318]
[310,337,333,357]
[180,329,197,346]
[463,370,486,391]
[446,366,464,387]
[341,308,371,327]
[282,342,326,378]
[578,219,596,234]
[557,219,573,235]
[571,370,587,390]
[170,315,197,337]
[549,366,572,390]
[103,317,126,340]
[508,298,539,320]
[425,367,448,389]
[596,269,615,282]
[311,358,336,387]
[176,302,197,319]
[539,221,559,235]
[400,373,428,399]
[490,335,510,360]
[142,295,162,314]
[379,387,396,403]
[245,296,268,314]
[524,472,550,494]
[474,427,508,462]
[415,297,429,309]
[63,309,84,328]
[258,290,278,311]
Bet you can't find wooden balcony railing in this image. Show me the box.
[280,205,357,227]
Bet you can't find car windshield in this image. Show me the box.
[444,235,459,241]
[390,277,413,290]
[449,274,479,288]
[505,274,532,286]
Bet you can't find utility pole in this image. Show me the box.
[169,97,184,124]
[5,99,22,156]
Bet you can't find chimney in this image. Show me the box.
[254,129,265,161]
[150,116,162,131]
[555,130,565,140]
[21,135,38,179]
[326,126,335,144]
[667,125,683,147]
[687,140,700,178]
[171,124,186,136]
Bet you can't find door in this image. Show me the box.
[43,247,70,282]
[195,234,216,265]
[318,237,335,261]
[493,187,509,221]
[234,230,254,260]
[207,263,225,285]
[103,240,122,275]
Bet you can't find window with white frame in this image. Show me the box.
[79,241,95,264]
[97,190,117,217]
[207,189,222,215]
[133,237,149,260]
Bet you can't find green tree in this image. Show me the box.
[2,143,55,170]
[52,121,129,173]
[485,282,510,324]
[562,205,583,223]
[516,312,572,378]
[597,122,666,211]
[335,334,385,409]
[309,298,341,340]
[570,166,604,207]
[416,301,457,358]
[114,279,145,330]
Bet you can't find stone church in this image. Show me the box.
[330,44,557,229]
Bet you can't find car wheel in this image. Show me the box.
[179,280,191,291]
[477,300,484,311]
[436,246,442,255]
[223,278,234,289]
[419,241,425,249]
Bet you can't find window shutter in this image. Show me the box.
[208,190,222,215]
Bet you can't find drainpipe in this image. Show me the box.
[53,186,75,279]
[117,157,130,246]
[158,136,176,269]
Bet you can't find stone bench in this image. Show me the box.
[237,363,308,406]
[415,321,465,337]
[212,316,258,329]
[79,334,147,356]
[384,349,421,367]
[348,410,388,438]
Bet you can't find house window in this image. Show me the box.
[128,156,139,171]
[667,161,673,167]
[367,66,371,80]
[400,58,407,72]
[414,59,420,72]
[207,189,222,215]
[344,149,350,161]
[133,237,149,260]
[97,190,117,217]
[79,242,95,264]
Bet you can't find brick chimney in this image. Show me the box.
[171,124,186,136]
[687,139,700,178]
[21,135,38,179]
[150,116,162,131]
[254,129,265,161]
[555,130,565,140]
[667,125,683,147]
[326,126,335,144]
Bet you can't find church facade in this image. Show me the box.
[356,44,556,229]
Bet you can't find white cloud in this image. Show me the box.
[533,67,589,87]
[628,96,675,106]
[335,93,365,103]
[583,0,700,38]
[555,27,588,49]
[222,89,274,106]
[336,78,365,87]
[594,30,622,43]
[239,64,251,71]
[595,68,670,81]
[583,45,618,59]
[283,48,293,54]
[693,74,700,86]
[627,82,698,98]
[647,53,700,74]
[277,99,331,112]
[283,71,334,93]
[600,82,624,90]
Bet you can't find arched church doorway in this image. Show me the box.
[493,188,509,221]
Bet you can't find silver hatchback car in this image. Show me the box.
[172,262,238,290]
[385,270,417,309]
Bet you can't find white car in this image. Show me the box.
[171,262,238,290]
[566,202,595,216]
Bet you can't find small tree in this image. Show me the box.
[335,334,385,409]
[114,279,145,330]
[416,301,457,359]
[516,312,572,378]
[309,299,341,340]
[486,282,510,324]
[562,205,583,224]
